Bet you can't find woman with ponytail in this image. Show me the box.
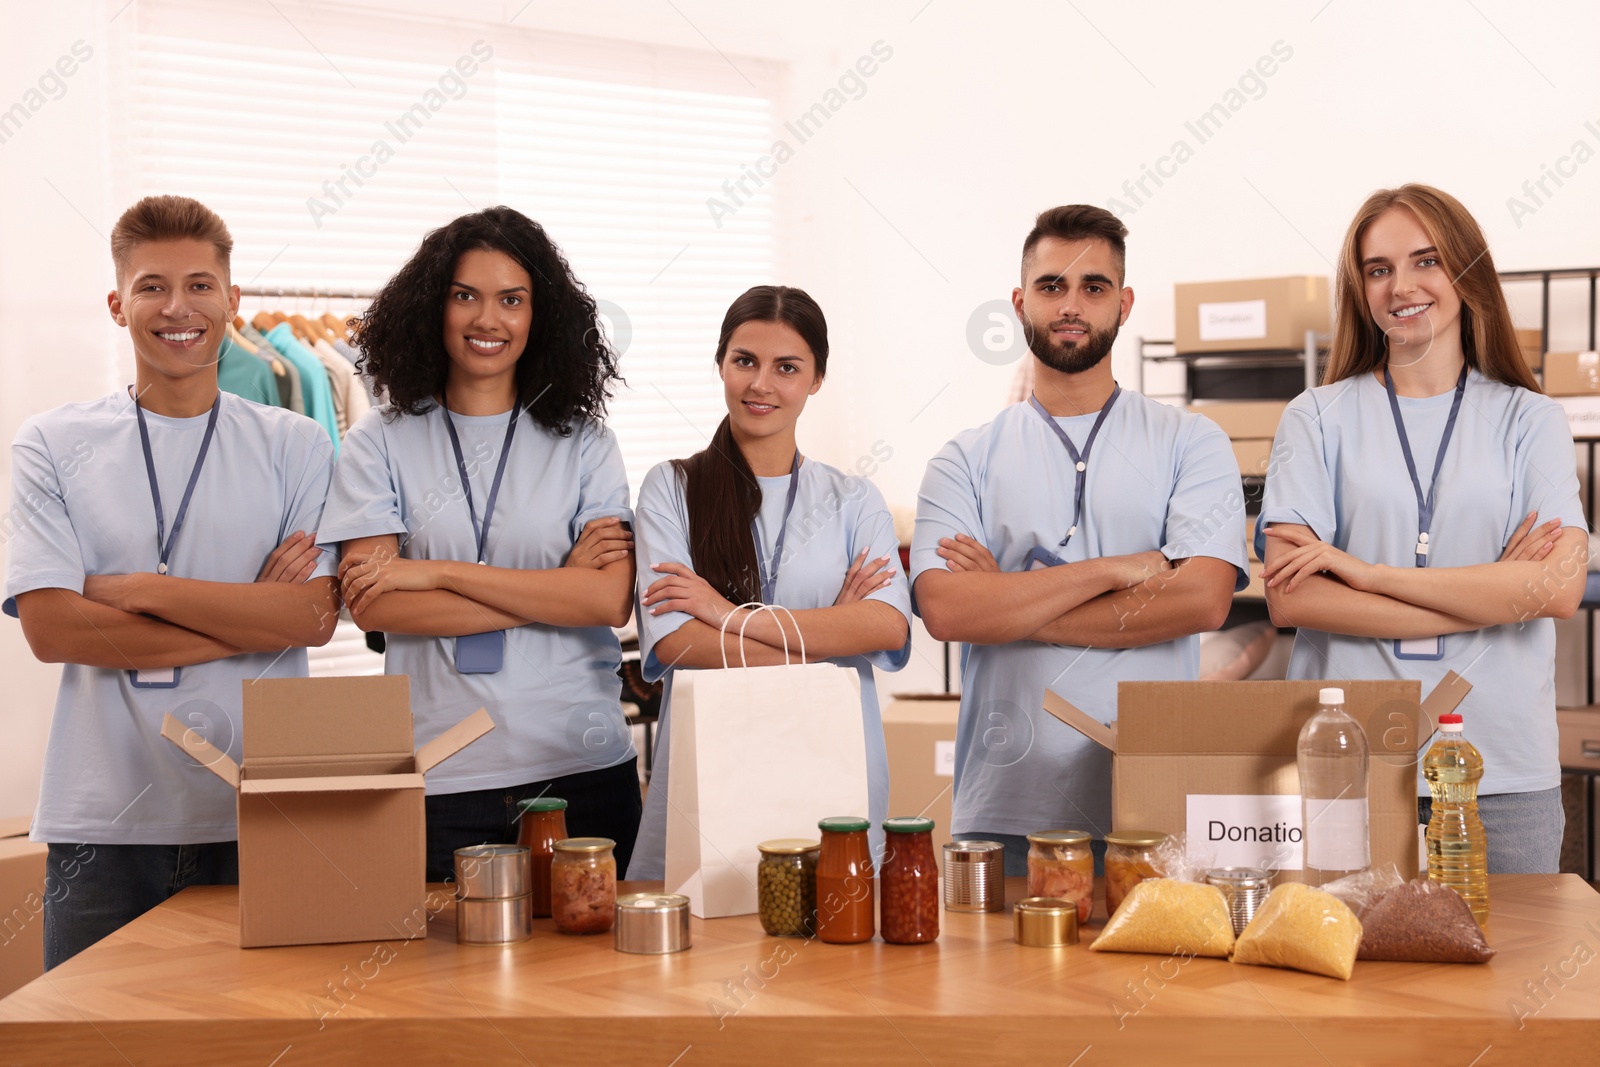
[626,285,912,878]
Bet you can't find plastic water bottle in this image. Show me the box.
[1296,686,1370,885]
[1423,712,1488,924]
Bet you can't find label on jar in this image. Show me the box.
[1186,793,1303,871]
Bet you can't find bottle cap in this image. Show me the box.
[1439,712,1464,732]
[1439,713,1463,724]
[1319,687,1345,704]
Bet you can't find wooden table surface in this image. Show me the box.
[2,875,1598,1065]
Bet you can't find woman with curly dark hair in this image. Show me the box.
[318,207,643,879]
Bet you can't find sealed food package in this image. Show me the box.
[1231,883,1362,980]
[1357,880,1495,963]
[1320,863,1403,918]
[1088,878,1235,959]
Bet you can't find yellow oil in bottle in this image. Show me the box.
[1422,713,1488,925]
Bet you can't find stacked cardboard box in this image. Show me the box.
[0,815,45,998]
[1187,399,1287,479]
[1174,276,1330,355]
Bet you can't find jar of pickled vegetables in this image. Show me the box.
[1026,830,1093,924]
[551,837,616,935]
[1103,830,1166,917]
[879,817,938,945]
[516,797,568,918]
[814,816,875,944]
[757,839,820,937]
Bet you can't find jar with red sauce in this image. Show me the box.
[814,816,875,944]
[516,797,568,918]
[879,816,938,944]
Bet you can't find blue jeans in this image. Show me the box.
[1417,786,1564,875]
[43,841,238,970]
[953,832,1107,878]
[425,757,642,883]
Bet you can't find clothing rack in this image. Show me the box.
[236,286,378,300]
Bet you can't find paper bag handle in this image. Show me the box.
[718,602,806,669]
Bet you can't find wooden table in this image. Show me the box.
[2,875,1598,1065]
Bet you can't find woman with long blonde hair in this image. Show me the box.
[1260,184,1587,874]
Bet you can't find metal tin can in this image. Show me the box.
[614,892,692,954]
[454,844,531,900]
[756,839,820,937]
[1104,830,1167,917]
[1025,830,1093,924]
[1013,897,1079,947]
[1205,866,1272,935]
[942,840,1005,913]
[456,894,533,945]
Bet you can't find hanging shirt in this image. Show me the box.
[317,402,636,794]
[1261,368,1587,797]
[264,323,339,450]
[910,392,1248,838]
[314,339,370,431]
[626,458,912,879]
[3,391,335,845]
[217,334,280,407]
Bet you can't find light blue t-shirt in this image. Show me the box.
[911,392,1249,838]
[317,403,636,794]
[1262,369,1587,796]
[627,457,912,879]
[3,390,336,844]
[264,323,340,452]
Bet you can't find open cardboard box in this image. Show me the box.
[163,676,492,948]
[1045,674,1471,881]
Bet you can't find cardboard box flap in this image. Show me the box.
[416,707,495,775]
[241,773,425,795]
[1043,690,1117,752]
[243,676,414,763]
[161,713,240,788]
[1115,680,1422,756]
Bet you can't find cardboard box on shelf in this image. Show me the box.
[1044,675,1471,881]
[1174,276,1330,354]
[1231,439,1273,478]
[1558,706,1600,772]
[882,695,959,855]
[1515,328,1543,373]
[1553,395,1600,439]
[1188,400,1289,441]
[0,816,32,840]
[1543,351,1600,396]
[163,675,493,948]
[0,833,47,999]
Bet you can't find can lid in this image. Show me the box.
[943,839,1005,858]
[1104,830,1168,848]
[817,816,871,833]
[1026,829,1091,846]
[1319,686,1345,704]
[517,797,568,813]
[882,816,935,834]
[553,836,615,853]
[454,843,528,859]
[758,838,821,855]
[1205,866,1272,888]
[616,892,688,911]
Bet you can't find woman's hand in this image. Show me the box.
[340,547,447,614]
[257,531,322,583]
[566,517,633,570]
[641,562,740,627]
[937,534,999,573]
[1500,511,1562,563]
[834,549,896,605]
[1262,525,1378,593]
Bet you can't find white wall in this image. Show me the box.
[3,0,1598,818]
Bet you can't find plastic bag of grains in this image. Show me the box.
[1355,880,1495,963]
[1230,883,1362,980]
[1088,878,1235,959]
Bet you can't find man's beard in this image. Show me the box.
[1025,314,1119,375]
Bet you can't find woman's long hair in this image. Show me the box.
[352,206,622,434]
[1325,184,1538,391]
[672,286,830,605]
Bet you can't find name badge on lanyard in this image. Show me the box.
[1027,385,1121,555]
[1384,365,1467,662]
[442,402,520,674]
[754,453,802,604]
[129,390,222,689]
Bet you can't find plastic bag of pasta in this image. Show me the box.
[1231,882,1362,980]
[1088,878,1235,959]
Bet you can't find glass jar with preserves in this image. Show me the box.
[516,797,568,918]
[551,837,616,935]
[1104,830,1166,917]
[757,839,820,937]
[879,817,938,945]
[814,816,875,944]
[1026,830,1094,924]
